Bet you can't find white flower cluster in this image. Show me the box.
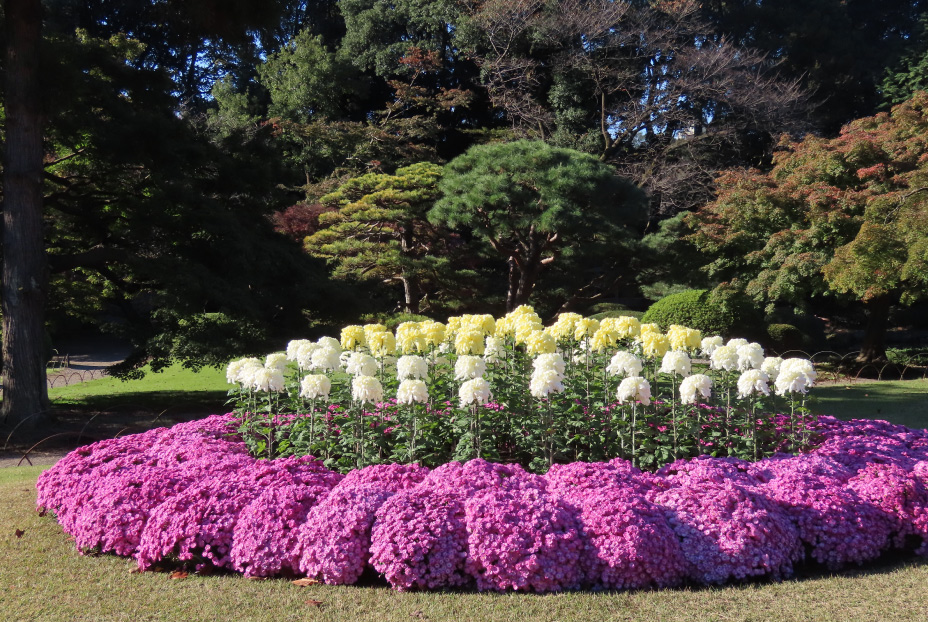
[679,374,712,404]
[774,358,817,395]
[659,350,691,377]
[616,376,651,405]
[530,353,566,399]
[606,351,642,377]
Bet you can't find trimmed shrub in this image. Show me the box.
[767,323,805,352]
[641,289,754,336]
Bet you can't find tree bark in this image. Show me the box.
[856,294,892,364]
[2,0,50,431]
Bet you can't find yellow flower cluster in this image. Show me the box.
[573,318,600,341]
[525,330,556,355]
[589,325,619,352]
[454,329,486,355]
[396,322,427,354]
[363,323,387,345]
[340,325,366,351]
[420,320,446,347]
[667,324,702,352]
[601,316,641,339]
[367,330,396,358]
[494,305,542,340]
[640,330,670,359]
[544,312,583,341]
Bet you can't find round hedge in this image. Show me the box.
[641,289,750,336]
[36,414,928,592]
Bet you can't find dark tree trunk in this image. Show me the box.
[2,0,50,431]
[856,294,892,364]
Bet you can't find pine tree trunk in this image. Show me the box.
[2,0,50,432]
[856,294,892,364]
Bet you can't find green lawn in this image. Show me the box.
[3,375,927,620]
[810,378,928,431]
[48,363,230,413]
[2,464,927,622]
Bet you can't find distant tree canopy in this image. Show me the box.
[431,140,647,312]
[688,93,928,362]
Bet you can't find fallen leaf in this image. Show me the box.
[170,571,189,580]
[14,529,25,539]
[304,600,323,607]
[410,610,429,619]
[129,568,141,574]
[38,509,47,518]
[291,578,320,587]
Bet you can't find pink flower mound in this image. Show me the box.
[231,482,334,577]
[847,463,928,550]
[420,459,546,496]
[370,488,469,590]
[657,456,761,487]
[574,487,687,589]
[815,419,928,471]
[651,479,801,584]
[297,483,396,584]
[753,458,891,568]
[464,486,583,592]
[545,460,653,497]
[339,463,430,491]
[137,457,329,570]
[67,464,191,556]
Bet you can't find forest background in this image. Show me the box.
[3,0,928,432]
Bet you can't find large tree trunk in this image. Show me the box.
[856,294,892,364]
[2,0,50,432]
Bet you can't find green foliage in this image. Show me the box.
[641,289,756,337]
[306,162,479,314]
[430,140,647,310]
[766,323,805,352]
[688,93,928,358]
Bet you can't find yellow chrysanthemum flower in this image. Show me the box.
[640,331,670,359]
[340,325,366,351]
[573,318,601,341]
[667,324,702,352]
[367,330,396,358]
[455,329,486,356]
[590,326,619,352]
[602,315,641,339]
[525,330,556,355]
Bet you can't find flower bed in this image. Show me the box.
[36,413,928,592]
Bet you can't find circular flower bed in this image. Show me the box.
[36,413,928,592]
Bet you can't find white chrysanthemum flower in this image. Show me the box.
[286,339,313,361]
[736,343,765,371]
[352,375,384,403]
[345,351,378,377]
[572,349,594,365]
[726,338,749,349]
[761,356,784,383]
[679,374,712,404]
[252,366,285,392]
[484,336,503,362]
[377,355,397,372]
[300,374,331,400]
[396,378,429,405]
[701,336,725,357]
[316,336,341,351]
[710,345,739,372]
[616,376,651,405]
[774,358,817,396]
[310,346,341,372]
[397,355,429,380]
[737,369,770,398]
[226,358,252,385]
[533,352,566,375]
[530,368,565,399]
[459,377,492,407]
[454,355,487,381]
[230,357,263,386]
[606,351,643,377]
[295,342,320,369]
[659,350,692,377]
[265,352,288,371]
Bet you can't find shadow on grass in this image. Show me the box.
[812,380,928,430]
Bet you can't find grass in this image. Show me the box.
[810,378,928,430]
[3,374,928,620]
[48,363,229,413]
[2,464,927,622]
